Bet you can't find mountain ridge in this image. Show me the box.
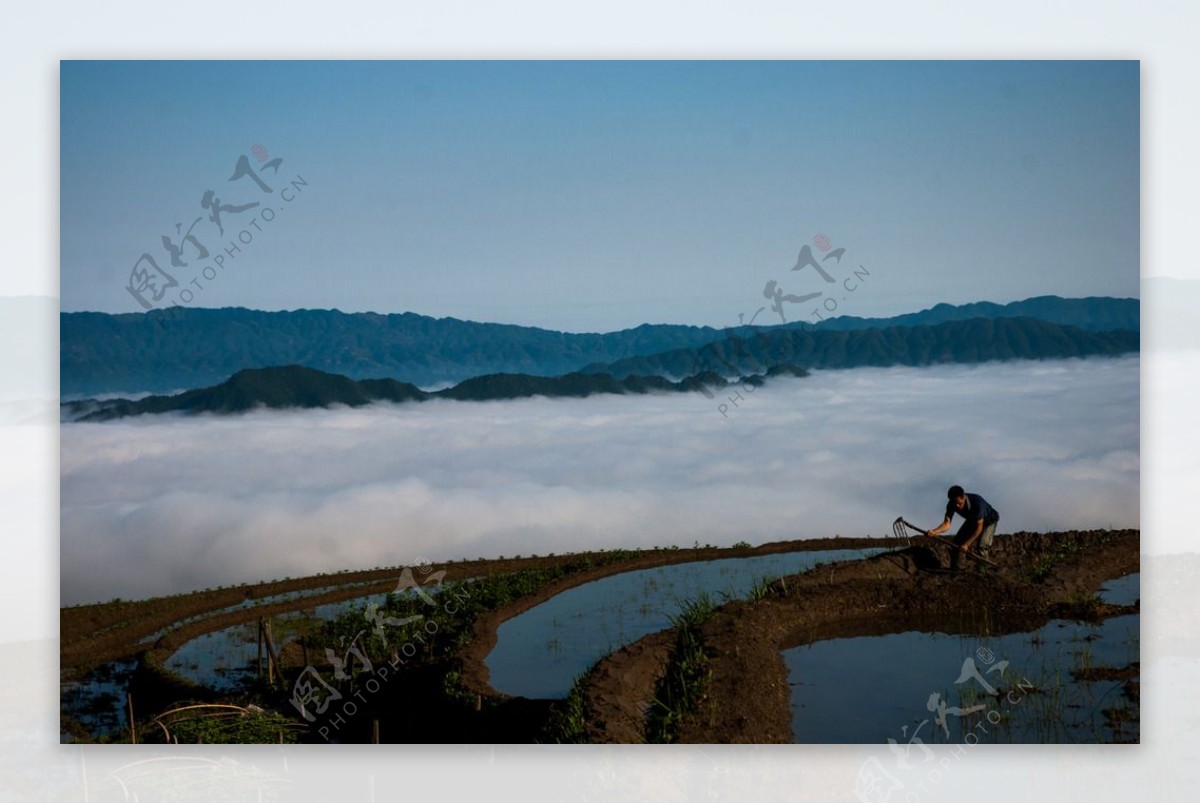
[581,316,1139,379]
[63,316,1139,421]
[60,295,1138,397]
[64,364,784,421]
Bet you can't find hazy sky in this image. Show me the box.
[60,60,1139,331]
[60,356,1138,605]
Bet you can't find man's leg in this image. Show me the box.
[951,523,974,571]
[979,522,997,560]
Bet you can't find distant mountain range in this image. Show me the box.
[61,308,727,397]
[62,314,1140,420]
[64,364,804,421]
[790,295,1138,333]
[580,316,1139,379]
[60,295,1138,397]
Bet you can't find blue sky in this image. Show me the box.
[60,60,1139,331]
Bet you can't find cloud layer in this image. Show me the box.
[60,357,1139,604]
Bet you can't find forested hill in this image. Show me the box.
[63,315,1139,421]
[64,364,800,421]
[60,296,1137,396]
[807,295,1138,333]
[580,317,1139,379]
[60,308,728,396]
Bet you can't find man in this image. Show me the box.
[926,485,999,571]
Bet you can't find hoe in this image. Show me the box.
[892,516,999,568]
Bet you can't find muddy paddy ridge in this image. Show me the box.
[61,530,1137,744]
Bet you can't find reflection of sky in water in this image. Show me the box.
[65,587,404,738]
[140,582,371,644]
[1097,572,1140,606]
[786,613,1139,743]
[486,548,882,699]
[164,593,391,690]
[60,658,137,741]
[151,578,470,692]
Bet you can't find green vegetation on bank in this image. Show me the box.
[1028,532,1118,583]
[646,594,717,743]
[542,670,593,744]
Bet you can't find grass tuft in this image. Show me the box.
[645,594,716,743]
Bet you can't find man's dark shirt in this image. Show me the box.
[946,493,999,525]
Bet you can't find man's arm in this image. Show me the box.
[959,519,984,552]
[927,515,953,537]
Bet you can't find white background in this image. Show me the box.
[2,1,1195,800]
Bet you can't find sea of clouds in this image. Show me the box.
[59,356,1139,605]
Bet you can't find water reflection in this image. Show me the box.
[164,593,391,690]
[786,612,1139,743]
[1097,572,1140,606]
[487,548,882,699]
